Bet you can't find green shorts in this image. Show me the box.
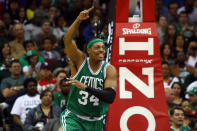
[60,109,105,131]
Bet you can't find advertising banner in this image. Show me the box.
[106,0,170,131]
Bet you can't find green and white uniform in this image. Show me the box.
[60,57,110,131]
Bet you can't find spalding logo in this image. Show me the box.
[122,23,151,35]
[133,23,140,28]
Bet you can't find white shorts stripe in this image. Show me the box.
[61,110,71,131]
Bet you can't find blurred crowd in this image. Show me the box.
[0,0,197,131]
[0,0,109,130]
[156,0,197,130]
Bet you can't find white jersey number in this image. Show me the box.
[78,90,99,106]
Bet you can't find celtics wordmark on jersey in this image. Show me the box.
[66,57,110,117]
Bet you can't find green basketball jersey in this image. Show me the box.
[53,92,67,108]
[66,57,109,117]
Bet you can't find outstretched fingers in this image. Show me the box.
[87,6,94,13]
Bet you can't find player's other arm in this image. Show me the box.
[104,65,117,91]
[68,65,117,104]
[63,7,94,67]
[85,65,117,103]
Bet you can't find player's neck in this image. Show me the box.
[89,59,102,72]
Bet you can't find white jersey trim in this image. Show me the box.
[87,57,104,75]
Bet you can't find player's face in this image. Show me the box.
[88,42,105,61]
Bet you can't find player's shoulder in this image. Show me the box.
[106,64,117,73]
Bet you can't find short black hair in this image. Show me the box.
[23,40,35,49]
[23,77,37,89]
[10,59,20,67]
[179,11,188,17]
[40,89,53,100]
[170,106,184,116]
[41,19,50,26]
[168,1,178,9]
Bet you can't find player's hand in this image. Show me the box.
[66,78,87,90]
[77,7,94,21]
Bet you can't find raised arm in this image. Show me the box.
[64,7,94,67]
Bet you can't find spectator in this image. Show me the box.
[186,41,197,72]
[170,51,189,84]
[32,19,57,50]
[53,16,69,41]
[162,62,180,88]
[53,69,67,92]
[178,0,194,15]
[172,82,184,106]
[40,36,61,62]
[13,6,28,25]
[170,106,190,131]
[22,40,38,52]
[0,60,27,130]
[22,50,44,78]
[7,0,20,22]
[0,41,12,66]
[26,0,40,21]
[172,34,187,58]
[188,0,197,23]
[0,20,13,43]
[48,6,58,27]
[19,40,43,68]
[178,0,197,23]
[166,2,179,24]
[37,63,56,93]
[184,67,197,91]
[24,10,46,40]
[176,11,194,42]
[181,100,193,126]
[53,78,70,110]
[186,81,197,99]
[157,16,168,46]
[156,0,169,22]
[187,87,197,111]
[0,41,13,83]
[163,24,177,46]
[2,11,13,32]
[9,23,26,59]
[165,88,176,114]
[24,89,61,131]
[11,77,41,131]
[0,60,26,99]
[160,43,175,65]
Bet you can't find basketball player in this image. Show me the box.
[60,7,117,131]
